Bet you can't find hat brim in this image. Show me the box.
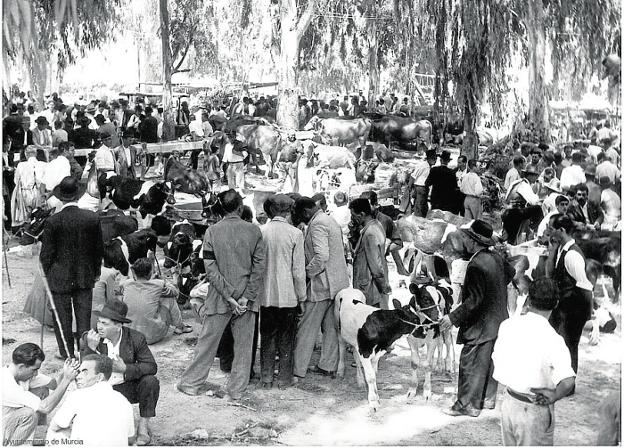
[51,183,86,202]
[461,228,496,247]
[94,309,132,324]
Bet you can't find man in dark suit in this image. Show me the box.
[40,176,104,359]
[440,220,515,417]
[425,149,462,213]
[566,183,603,230]
[115,130,138,178]
[82,299,159,446]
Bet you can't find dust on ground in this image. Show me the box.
[1,153,621,446]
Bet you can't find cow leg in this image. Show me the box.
[443,329,456,373]
[422,333,434,401]
[434,335,445,372]
[353,350,365,387]
[336,336,347,379]
[371,350,385,374]
[406,335,420,399]
[359,355,380,411]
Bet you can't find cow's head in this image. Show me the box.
[138,181,175,218]
[18,207,53,245]
[163,222,196,269]
[303,116,320,131]
[103,238,130,276]
[173,169,209,197]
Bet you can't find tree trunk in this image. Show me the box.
[367,19,379,107]
[159,0,175,141]
[526,0,550,143]
[276,8,300,130]
[462,94,478,160]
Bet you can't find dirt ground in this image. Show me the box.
[1,239,621,446]
[1,152,622,445]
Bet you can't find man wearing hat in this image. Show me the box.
[407,148,437,217]
[70,116,98,149]
[541,177,563,216]
[221,130,248,191]
[440,220,515,417]
[82,299,158,446]
[95,114,120,148]
[425,149,461,213]
[258,194,306,388]
[502,164,542,244]
[32,116,52,154]
[599,176,620,230]
[40,176,104,360]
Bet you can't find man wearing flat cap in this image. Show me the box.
[82,298,158,446]
[40,176,104,360]
[440,220,515,417]
[258,194,306,388]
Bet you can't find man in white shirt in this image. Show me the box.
[546,214,594,374]
[407,149,437,217]
[3,343,78,446]
[94,135,119,209]
[455,155,468,187]
[537,195,569,241]
[559,152,586,191]
[492,278,576,446]
[595,152,620,184]
[222,130,248,191]
[502,165,542,244]
[188,114,204,140]
[47,354,135,446]
[460,159,484,219]
[41,147,71,212]
[599,176,620,230]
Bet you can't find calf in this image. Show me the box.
[163,220,196,269]
[164,157,209,196]
[334,283,453,411]
[175,240,204,306]
[106,176,176,218]
[103,229,158,276]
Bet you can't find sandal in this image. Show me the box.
[174,324,193,335]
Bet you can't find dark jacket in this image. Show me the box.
[425,165,461,212]
[567,200,603,227]
[40,205,104,293]
[139,116,159,143]
[81,326,157,382]
[449,249,514,345]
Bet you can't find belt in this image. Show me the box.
[228,160,244,164]
[465,194,481,199]
[414,185,427,189]
[506,388,534,404]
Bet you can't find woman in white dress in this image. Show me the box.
[10,145,45,227]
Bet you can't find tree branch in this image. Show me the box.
[172,25,195,74]
[296,0,317,41]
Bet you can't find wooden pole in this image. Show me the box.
[38,262,71,358]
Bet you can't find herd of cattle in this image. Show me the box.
[15,111,620,411]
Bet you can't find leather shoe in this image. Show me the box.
[307,365,335,377]
[176,383,203,396]
[443,404,480,418]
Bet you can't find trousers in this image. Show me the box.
[227,162,245,190]
[180,311,255,398]
[412,186,429,217]
[455,340,498,410]
[293,300,338,377]
[217,313,259,375]
[51,288,93,359]
[500,390,554,446]
[464,196,482,220]
[2,387,49,445]
[113,375,160,418]
[260,306,297,385]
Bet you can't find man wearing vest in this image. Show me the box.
[501,165,543,244]
[545,214,594,382]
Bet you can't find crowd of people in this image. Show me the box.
[1,87,621,446]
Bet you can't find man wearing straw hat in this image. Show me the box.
[40,176,104,360]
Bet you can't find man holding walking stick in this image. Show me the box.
[40,176,104,359]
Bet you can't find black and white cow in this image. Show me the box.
[334,282,454,412]
[103,229,158,276]
[105,176,176,218]
[163,220,196,269]
[175,240,205,306]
